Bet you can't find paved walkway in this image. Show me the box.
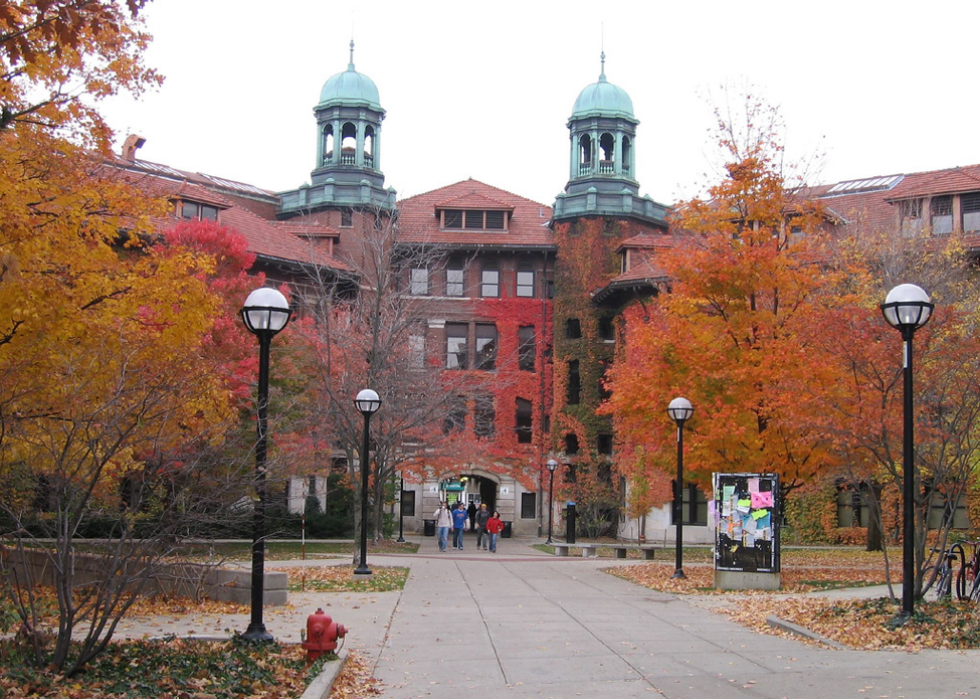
[117,534,980,698]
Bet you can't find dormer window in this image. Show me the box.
[179,201,219,222]
[441,209,508,231]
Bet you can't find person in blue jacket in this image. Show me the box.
[451,501,468,550]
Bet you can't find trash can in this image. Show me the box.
[502,521,513,538]
[565,502,577,544]
[423,519,436,537]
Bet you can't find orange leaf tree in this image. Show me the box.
[603,95,842,514]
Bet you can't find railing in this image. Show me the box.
[340,153,356,165]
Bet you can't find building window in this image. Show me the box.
[521,492,536,519]
[481,265,500,297]
[474,394,495,438]
[444,210,464,228]
[671,483,708,526]
[518,326,535,371]
[408,334,425,369]
[516,266,535,297]
[475,324,497,370]
[598,316,615,341]
[567,360,580,405]
[564,433,579,455]
[180,201,218,221]
[597,433,613,456]
[446,323,468,370]
[340,210,352,227]
[963,192,980,232]
[443,395,466,434]
[515,398,532,444]
[931,195,953,236]
[486,211,506,229]
[400,490,416,517]
[566,318,581,339]
[410,267,429,296]
[442,209,507,230]
[836,487,869,528]
[900,198,924,237]
[446,261,465,296]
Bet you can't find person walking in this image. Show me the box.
[475,503,491,550]
[467,501,477,532]
[451,501,468,550]
[434,502,452,552]
[486,511,504,553]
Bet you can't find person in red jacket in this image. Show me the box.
[486,511,504,553]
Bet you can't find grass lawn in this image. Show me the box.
[167,538,419,562]
[274,564,409,592]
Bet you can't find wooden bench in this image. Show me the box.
[553,543,597,557]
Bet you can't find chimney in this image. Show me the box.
[122,134,146,160]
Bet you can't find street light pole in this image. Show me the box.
[667,397,694,580]
[546,459,558,544]
[396,473,406,543]
[240,287,292,642]
[881,284,933,624]
[354,389,381,576]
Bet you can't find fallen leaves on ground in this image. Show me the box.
[271,565,409,593]
[610,558,888,595]
[1,636,334,698]
[718,596,980,651]
[608,557,980,651]
[331,650,383,697]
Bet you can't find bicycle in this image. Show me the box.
[958,539,980,602]
[930,542,965,602]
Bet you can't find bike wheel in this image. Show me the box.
[970,570,980,603]
[933,565,953,602]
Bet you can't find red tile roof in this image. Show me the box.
[398,179,554,249]
[115,165,350,272]
[885,164,980,200]
[434,191,514,211]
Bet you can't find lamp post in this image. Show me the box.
[240,287,292,641]
[546,459,559,544]
[881,283,933,624]
[667,397,694,580]
[396,473,406,543]
[354,388,381,576]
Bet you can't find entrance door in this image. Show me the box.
[480,478,497,514]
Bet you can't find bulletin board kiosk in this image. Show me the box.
[713,473,781,590]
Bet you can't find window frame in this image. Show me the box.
[475,323,498,371]
[481,265,500,297]
[410,267,429,296]
[516,267,535,297]
[517,325,535,371]
[445,323,469,370]
[515,397,533,444]
[521,492,536,519]
[446,262,465,296]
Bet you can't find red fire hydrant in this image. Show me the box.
[302,608,348,661]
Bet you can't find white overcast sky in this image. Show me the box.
[100,0,980,208]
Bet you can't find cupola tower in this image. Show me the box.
[552,53,666,226]
[279,42,396,217]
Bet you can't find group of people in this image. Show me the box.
[433,501,503,552]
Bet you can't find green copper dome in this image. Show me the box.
[570,52,634,121]
[318,41,382,111]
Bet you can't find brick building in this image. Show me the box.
[113,43,980,540]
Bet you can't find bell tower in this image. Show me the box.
[553,53,665,226]
[279,41,395,218]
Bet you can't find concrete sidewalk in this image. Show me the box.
[371,534,980,699]
[116,534,980,698]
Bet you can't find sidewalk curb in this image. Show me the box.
[300,648,349,699]
[766,615,850,650]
